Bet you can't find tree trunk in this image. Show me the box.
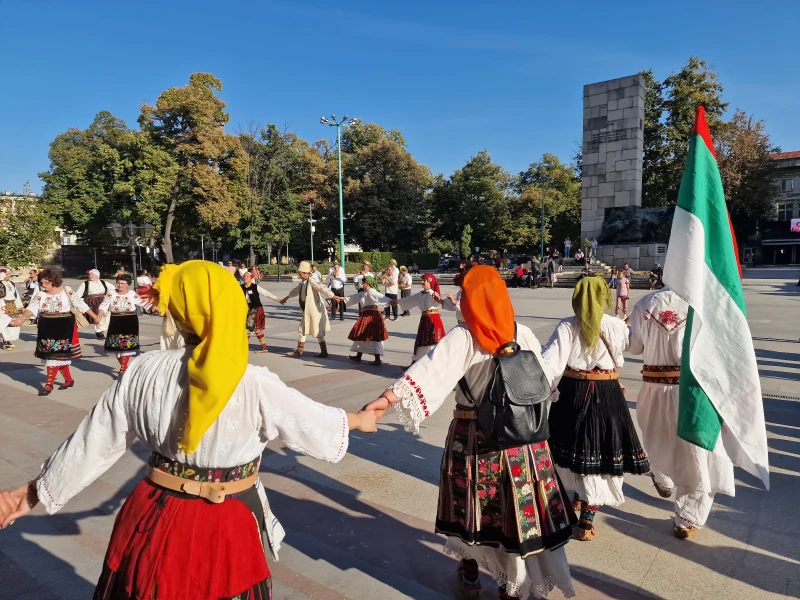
[162,192,179,264]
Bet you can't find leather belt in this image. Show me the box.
[421,309,440,315]
[642,370,681,378]
[563,368,619,380]
[146,466,258,504]
[453,409,477,420]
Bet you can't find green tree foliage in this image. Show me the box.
[432,151,512,252]
[0,184,58,267]
[459,224,473,259]
[716,109,780,239]
[138,73,248,263]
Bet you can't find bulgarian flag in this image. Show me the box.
[663,106,769,490]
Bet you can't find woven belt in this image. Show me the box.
[111,311,137,316]
[146,466,258,504]
[563,368,619,380]
[457,319,466,324]
[453,409,477,420]
[642,365,681,383]
[421,309,440,315]
[642,370,681,378]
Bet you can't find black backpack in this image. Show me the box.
[458,325,551,449]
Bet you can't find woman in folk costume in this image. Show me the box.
[282,261,335,358]
[365,267,577,600]
[9,269,100,396]
[0,261,378,600]
[396,272,446,366]
[442,271,465,324]
[96,274,145,375]
[0,267,24,350]
[79,269,111,339]
[242,271,281,354]
[135,270,157,314]
[629,288,734,539]
[542,276,649,540]
[337,275,393,366]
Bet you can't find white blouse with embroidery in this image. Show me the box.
[628,289,688,366]
[27,287,91,317]
[390,323,555,434]
[442,290,463,321]
[343,288,393,309]
[541,314,629,375]
[396,289,441,313]
[98,290,144,314]
[35,347,350,514]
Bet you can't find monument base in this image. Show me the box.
[594,243,667,272]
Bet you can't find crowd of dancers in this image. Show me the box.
[0,260,745,600]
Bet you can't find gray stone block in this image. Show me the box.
[615,159,632,171]
[598,197,615,209]
[621,137,640,150]
[586,81,609,95]
[621,169,639,181]
[608,78,620,90]
[619,178,639,191]
[614,247,627,259]
[622,117,640,130]
[607,99,618,111]
[616,97,634,110]
[588,93,608,107]
[607,109,624,121]
[583,95,589,109]
[623,107,640,119]
[621,148,641,161]
[615,190,631,206]
[608,88,625,101]
[599,105,608,118]
[597,148,606,163]
[629,246,640,259]
[584,152,599,165]
[606,141,623,152]
[605,171,622,182]
[599,182,615,197]
[624,85,640,97]
[586,186,598,198]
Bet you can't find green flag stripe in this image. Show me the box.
[678,306,723,449]
[676,134,746,315]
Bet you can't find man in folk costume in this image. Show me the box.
[336,275,394,366]
[365,267,577,600]
[281,260,335,358]
[0,261,378,600]
[542,276,649,540]
[658,107,770,534]
[629,288,734,538]
[0,268,24,350]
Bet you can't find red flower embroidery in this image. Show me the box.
[477,490,487,498]
[478,459,489,473]
[523,505,535,517]
[538,442,547,449]
[511,465,522,477]
[481,515,493,524]
[506,448,520,457]
[491,463,501,473]
[488,487,498,497]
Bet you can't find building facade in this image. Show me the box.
[758,151,800,264]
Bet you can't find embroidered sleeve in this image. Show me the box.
[67,287,92,313]
[36,380,133,514]
[98,292,114,313]
[26,292,43,317]
[257,367,349,463]
[391,327,474,434]
[395,290,420,312]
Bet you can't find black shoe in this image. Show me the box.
[58,380,75,390]
[371,359,382,366]
[349,355,362,363]
[96,332,105,340]
[340,315,344,320]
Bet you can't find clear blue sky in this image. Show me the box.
[2,0,798,193]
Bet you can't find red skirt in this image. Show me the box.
[348,308,388,342]
[414,313,445,354]
[94,479,271,600]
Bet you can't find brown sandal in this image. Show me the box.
[576,526,596,541]
[650,472,673,498]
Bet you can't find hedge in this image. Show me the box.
[347,251,438,271]
[258,262,363,275]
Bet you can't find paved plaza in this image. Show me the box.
[0,270,798,600]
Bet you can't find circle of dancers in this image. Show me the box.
[0,261,753,600]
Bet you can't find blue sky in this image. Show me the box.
[2,0,798,193]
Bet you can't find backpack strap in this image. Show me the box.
[457,377,478,406]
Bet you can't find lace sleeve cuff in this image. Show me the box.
[391,374,431,434]
[36,477,66,515]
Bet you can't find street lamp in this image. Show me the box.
[205,241,222,263]
[107,222,155,275]
[308,201,316,264]
[320,114,360,265]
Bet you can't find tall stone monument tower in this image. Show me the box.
[581,75,645,241]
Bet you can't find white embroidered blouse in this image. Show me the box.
[343,288,393,308]
[98,290,145,314]
[1,281,23,308]
[27,287,91,317]
[390,323,555,434]
[396,289,441,313]
[541,314,629,375]
[35,347,350,514]
[628,289,688,367]
[442,290,463,321]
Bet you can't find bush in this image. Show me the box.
[347,251,439,271]
[257,261,363,275]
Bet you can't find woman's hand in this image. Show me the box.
[347,410,378,433]
[0,482,38,528]
[9,318,24,327]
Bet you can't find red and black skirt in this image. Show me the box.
[35,313,81,361]
[83,292,105,315]
[246,307,266,333]
[94,453,271,600]
[348,308,388,342]
[436,412,577,558]
[414,313,445,354]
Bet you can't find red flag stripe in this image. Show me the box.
[691,105,717,159]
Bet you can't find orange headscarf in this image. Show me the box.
[460,266,515,353]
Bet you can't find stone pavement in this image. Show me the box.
[0,272,798,599]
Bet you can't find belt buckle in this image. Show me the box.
[181,480,227,504]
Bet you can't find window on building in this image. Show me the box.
[777,203,793,221]
[781,179,795,192]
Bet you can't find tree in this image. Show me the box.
[432,151,512,252]
[460,224,473,258]
[716,109,780,239]
[640,69,669,208]
[139,73,248,263]
[0,183,58,267]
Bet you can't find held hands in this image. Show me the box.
[446,293,456,303]
[9,318,24,327]
[347,410,378,433]
[362,390,398,423]
[0,482,38,529]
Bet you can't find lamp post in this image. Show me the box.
[308,201,316,264]
[107,222,155,275]
[204,241,222,263]
[540,182,546,261]
[320,115,359,266]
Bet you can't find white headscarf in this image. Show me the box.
[88,269,101,279]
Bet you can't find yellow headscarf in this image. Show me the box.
[572,276,613,348]
[153,261,248,454]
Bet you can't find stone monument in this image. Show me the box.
[580,74,667,270]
